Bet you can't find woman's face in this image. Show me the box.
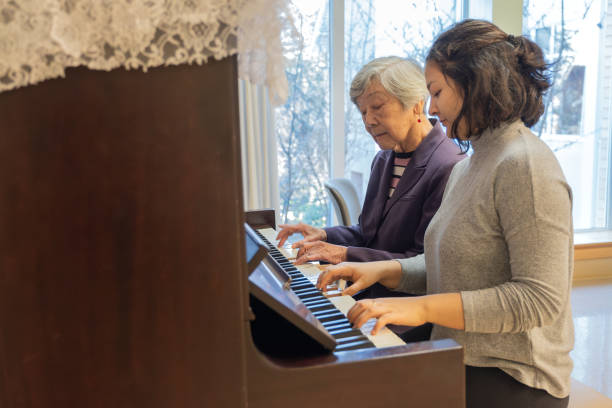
[425,61,465,138]
[355,80,419,151]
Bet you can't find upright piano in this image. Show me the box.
[0,56,464,408]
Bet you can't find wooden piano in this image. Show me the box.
[0,56,464,408]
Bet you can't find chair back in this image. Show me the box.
[324,178,361,226]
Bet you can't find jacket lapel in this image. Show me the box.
[381,121,445,218]
[360,150,394,243]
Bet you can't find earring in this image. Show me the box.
[417,117,421,123]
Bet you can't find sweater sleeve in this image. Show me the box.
[395,254,427,295]
[461,147,573,334]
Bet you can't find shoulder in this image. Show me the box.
[487,124,571,208]
[495,123,564,181]
[429,138,466,174]
[427,125,465,166]
[371,149,392,167]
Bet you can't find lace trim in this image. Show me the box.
[0,0,293,104]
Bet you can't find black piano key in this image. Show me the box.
[290,283,314,292]
[308,304,336,313]
[303,295,328,304]
[302,297,330,306]
[312,309,344,318]
[289,278,313,286]
[331,329,365,339]
[291,285,316,293]
[321,317,347,326]
[335,335,367,344]
[328,327,357,336]
[334,339,373,351]
[318,313,347,323]
[324,321,352,331]
[295,291,323,300]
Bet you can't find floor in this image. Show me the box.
[571,278,612,399]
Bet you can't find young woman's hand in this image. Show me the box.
[316,260,402,296]
[347,293,465,334]
[347,297,428,335]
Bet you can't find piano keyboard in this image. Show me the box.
[256,228,404,350]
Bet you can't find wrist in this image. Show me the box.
[377,260,403,289]
[420,295,433,325]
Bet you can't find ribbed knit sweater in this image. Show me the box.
[396,120,574,398]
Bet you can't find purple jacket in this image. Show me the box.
[324,121,464,262]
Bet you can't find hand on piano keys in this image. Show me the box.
[273,224,348,265]
[257,227,404,349]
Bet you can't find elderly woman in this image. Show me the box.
[276,57,463,277]
[318,20,573,408]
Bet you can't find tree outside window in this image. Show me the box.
[276,0,458,227]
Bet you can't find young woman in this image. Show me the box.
[317,20,573,407]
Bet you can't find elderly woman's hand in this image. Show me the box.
[276,222,326,248]
[316,260,403,297]
[294,241,347,265]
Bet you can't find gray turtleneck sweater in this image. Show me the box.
[396,120,574,398]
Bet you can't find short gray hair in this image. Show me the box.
[350,56,428,111]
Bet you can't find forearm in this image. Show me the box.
[324,225,364,246]
[346,246,420,262]
[423,293,465,330]
[374,260,404,289]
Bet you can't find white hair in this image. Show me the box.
[350,56,429,112]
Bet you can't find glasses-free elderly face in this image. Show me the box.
[356,80,425,152]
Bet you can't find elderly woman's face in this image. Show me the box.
[425,61,465,138]
[355,81,417,151]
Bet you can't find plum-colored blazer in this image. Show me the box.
[324,120,464,262]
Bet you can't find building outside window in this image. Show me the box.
[523,0,611,230]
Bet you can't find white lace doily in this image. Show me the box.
[0,0,294,104]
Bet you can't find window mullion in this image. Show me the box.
[330,0,345,180]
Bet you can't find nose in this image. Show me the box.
[428,100,438,117]
[364,110,377,129]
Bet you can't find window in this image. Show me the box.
[523,0,611,230]
[344,0,459,201]
[275,0,461,226]
[275,0,330,226]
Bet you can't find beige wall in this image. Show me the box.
[492,0,523,34]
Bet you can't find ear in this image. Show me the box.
[412,100,425,116]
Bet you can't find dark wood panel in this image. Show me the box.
[247,337,465,407]
[246,209,276,230]
[0,57,246,408]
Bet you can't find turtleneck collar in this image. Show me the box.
[469,120,524,153]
